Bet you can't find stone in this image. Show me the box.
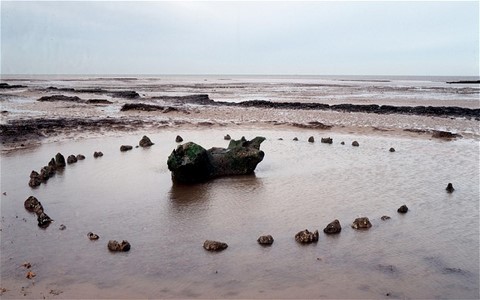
[48,158,57,168]
[381,216,391,220]
[352,141,360,147]
[295,229,319,243]
[59,224,66,230]
[323,219,341,234]
[321,137,333,144]
[308,136,315,143]
[87,232,100,240]
[76,154,86,160]
[24,196,43,214]
[293,137,298,141]
[351,217,372,229]
[120,145,133,152]
[28,171,42,187]
[446,183,455,193]
[397,205,408,214]
[108,240,131,252]
[340,141,345,145]
[39,166,55,181]
[55,153,66,168]
[139,135,154,147]
[37,212,53,228]
[389,147,395,152]
[93,151,103,158]
[432,130,460,139]
[203,240,228,251]
[257,235,274,245]
[224,134,231,140]
[67,155,78,164]
[167,137,266,184]
[175,135,183,143]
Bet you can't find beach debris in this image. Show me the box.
[120,145,133,152]
[26,271,36,279]
[55,153,66,168]
[432,130,461,140]
[76,154,86,160]
[203,240,228,251]
[49,289,63,296]
[397,205,408,214]
[28,171,42,187]
[175,135,183,143]
[351,217,372,229]
[108,240,131,252]
[389,147,395,152]
[352,141,360,147]
[87,232,100,240]
[224,134,231,140]
[257,235,274,245]
[323,219,342,234]
[93,151,103,158]
[340,141,345,145]
[381,216,391,220]
[139,135,154,147]
[308,136,315,143]
[67,155,78,164]
[59,224,66,231]
[167,136,266,184]
[295,229,319,243]
[321,137,333,144]
[22,262,32,269]
[446,183,455,193]
[293,137,298,141]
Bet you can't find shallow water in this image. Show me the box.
[1,128,479,298]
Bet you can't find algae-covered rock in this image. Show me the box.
[167,142,214,183]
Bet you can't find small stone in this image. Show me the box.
[203,240,228,251]
[87,232,100,240]
[295,229,319,243]
[67,155,78,164]
[389,147,395,152]
[323,219,341,234]
[381,216,391,221]
[28,171,42,187]
[26,271,36,279]
[351,217,372,229]
[340,141,345,145]
[120,145,133,152]
[175,135,184,143]
[76,154,86,160]
[257,235,274,245]
[352,141,359,147]
[446,183,455,193]
[293,137,298,141]
[397,205,408,214]
[37,212,53,228]
[278,138,283,140]
[59,224,66,230]
[55,153,66,168]
[22,262,31,269]
[93,151,103,158]
[321,137,333,144]
[308,136,315,143]
[139,135,154,147]
[224,134,231,140]
[24,196,43,214]
[108,240,131,252]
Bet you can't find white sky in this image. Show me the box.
[1,1,479,76]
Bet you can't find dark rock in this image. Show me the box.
[112,91,140,99]
[55,153,66,168]
[308,136,315,143]
[175,135,183,143]
[76,154,86,160]
[67,155,78,164]
[86,99,113,104]
[24,196,43,214]
[446,80,480,84]
[432,130,461,139]
[381,216,391,220]
[120,103,185,113]
[321,137,333,144]
[120,145,133,152]
[389,147,395,152]
[340,141,345,145]
[397,205,408,214]
[295,229,319,243]
[224,134,231,140]
[203,240,228,251]
[278,138,283,140]
[59,224,66,230]
[323,219,341,234]
[0,82,27,89]
[351,217,372,229]
[93,151,103,158]
[108,240,131,252]
[139,135,154,147]
[87,232,100,240]
[352,141,360,147]
[37,212,53,228]
[291,121,332,130]
[151,94,214,105]
[257,235,274,245]
[48,158,57,168]
[40,165,55,181]
[293,137,298,141]
[28,171,42,187]
[167,136,266,183]
[446,183,455,193]
[37,95,83,103]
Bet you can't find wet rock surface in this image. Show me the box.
[257,235,274,245]
[295,229,319,243]
[323,219,342,234]
[203,240,228,251]
[108,240,131,252]
[351,217,372,229]
[167,136,266,183]
[139,135,154,147]
[37,95,83,103]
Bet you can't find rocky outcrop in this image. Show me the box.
[203,240,228,251]
[167,136,266,183]
[0,82,27,89]
[37,95,83,102]
[139,135,154,147]
[86,99,113,104]
[257,235,274,245]
[108,240,131,252]
[295,229,319,243]
[323,219,341,234]
[446,183,455,193]
[397,205,408,213]
[120,103,185,113]
[120,145,133,152]
[321,137,333,144]
[351,217,372,229]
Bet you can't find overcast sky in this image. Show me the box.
[1,1,479,76]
